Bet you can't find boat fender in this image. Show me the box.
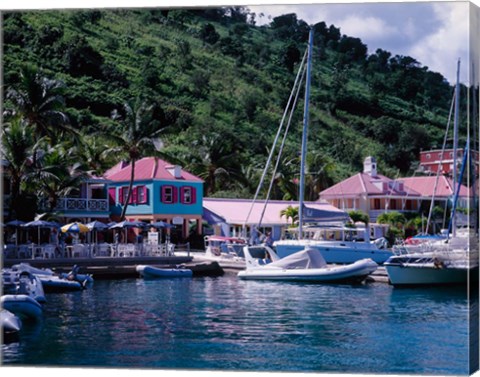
[433,258,444,269]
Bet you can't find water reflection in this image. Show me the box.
[1,276,472,374]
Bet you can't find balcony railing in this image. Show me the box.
[55,198,109,213]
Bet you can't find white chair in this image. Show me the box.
[32,245,43,259]
[42,245,56,259]
[118,244,134,257]
[96,243,110,257]
[167,243,175,256]
[125,244,135,257]
[72,244,85,258]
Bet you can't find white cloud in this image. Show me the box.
[252,1,473,84]
[409,2,470,83]
[331,14,398,42]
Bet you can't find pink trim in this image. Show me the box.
[191,187,197,204]
[132,187,138,204]
[108,188,116,205]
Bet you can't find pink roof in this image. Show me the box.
[320,173,420,198]
[104,157,203,183]
[402,176,470,198]
[203,198,345,225]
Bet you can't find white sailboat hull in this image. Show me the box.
[274,240,393,264]
[385,264,471,286]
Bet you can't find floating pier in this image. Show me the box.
[2,256,224,279]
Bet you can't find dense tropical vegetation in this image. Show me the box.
[1,7,474,222]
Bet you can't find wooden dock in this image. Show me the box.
[366,267,390,284]
[2,255,227,279]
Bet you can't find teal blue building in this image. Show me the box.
[105,157,204,239]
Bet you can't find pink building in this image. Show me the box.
[203,198,346,240]
[319,156,473,223]
[319,157,422,222]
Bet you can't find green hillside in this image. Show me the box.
[1,7,467,205]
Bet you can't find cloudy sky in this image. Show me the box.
[249,0,477,84]
[2,0,479,84]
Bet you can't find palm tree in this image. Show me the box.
[24,145,90,212]
[280,205,299,226]
[75,134,117,176]
[305,152,336,201]
[186,133,244,196]
[5,65,73,144]
[377,211,406,242]
[348,210,370,226]
[108,99,166,220]
[1,117,35,219]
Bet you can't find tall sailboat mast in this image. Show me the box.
[298,28,314,240]
[452,59,461,237]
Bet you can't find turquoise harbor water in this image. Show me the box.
[1,274,476,375]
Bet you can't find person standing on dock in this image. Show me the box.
[264,232,273,248]
[114,230,120,256]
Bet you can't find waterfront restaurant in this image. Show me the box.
[104,157,204,241]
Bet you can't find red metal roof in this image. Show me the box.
[104,157,203,183]
[401,176,470,198]
[320,173,420,198]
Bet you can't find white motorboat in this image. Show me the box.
[1,309,22,336]
[274,234,392,264]
[136,265,193,279]
[238,245,378,283]
[274,225,392,264]
[180,236,247,269]
[204,236,246,258]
